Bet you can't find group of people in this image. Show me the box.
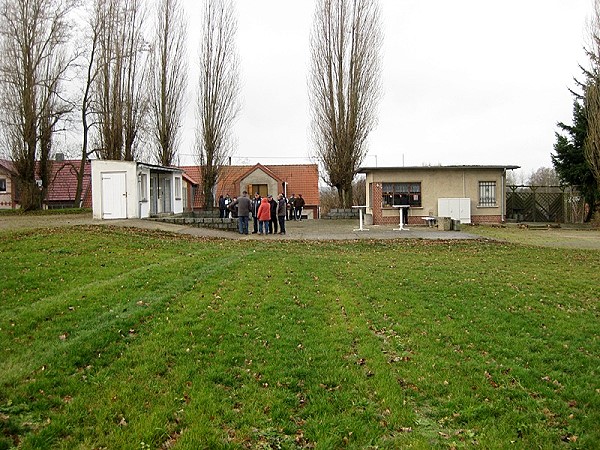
[225,192,306,235]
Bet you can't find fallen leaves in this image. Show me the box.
[484,371,499,388]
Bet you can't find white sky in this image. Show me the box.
[179,0,591,176]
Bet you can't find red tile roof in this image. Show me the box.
[180,163,320,208]
[0,159,16,174]
[46,160,92,207]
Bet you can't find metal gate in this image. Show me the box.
[506,186,585,223]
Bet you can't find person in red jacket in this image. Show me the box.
[257,197,271,235]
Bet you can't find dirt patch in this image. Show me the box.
[2,213,598,249]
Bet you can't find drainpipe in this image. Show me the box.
[502,169,506,222]
[138,172,142,219]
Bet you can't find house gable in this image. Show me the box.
[238,165,283,197]
[180,163,320,211]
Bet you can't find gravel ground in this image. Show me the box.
[2,213,599,249]
[0,212,477,241]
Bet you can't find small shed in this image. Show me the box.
[92,160,184,219]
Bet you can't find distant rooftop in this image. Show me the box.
[359,164,520,172]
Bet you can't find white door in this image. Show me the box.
[101,172,127,219]
[150,175,158,214]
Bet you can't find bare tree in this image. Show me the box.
[584,0,600,194]
[0,0,77,210]
[527,167,560,187]
[93,0,148,161]
[309,0,382,208]
[71,1,103,207]
[149,0,188,166]
[196,0,240,209]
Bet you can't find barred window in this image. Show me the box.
[382,182,421,207]
[479,181,496,206]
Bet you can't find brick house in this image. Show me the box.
[0,159,92,209]
[0,159,17,209]
[360,165,519,225]
[181,163,320,218]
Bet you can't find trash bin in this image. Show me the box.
[452,219,461,231]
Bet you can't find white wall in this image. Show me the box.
[92,160,138,219]
[92,160,184,220]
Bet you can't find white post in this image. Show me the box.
[352,206,369,231]
[393,205,410,231]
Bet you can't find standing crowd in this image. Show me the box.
[225,191,305,235]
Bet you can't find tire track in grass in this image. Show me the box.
[0,248,250,396]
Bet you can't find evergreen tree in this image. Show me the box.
[552,96,598,221]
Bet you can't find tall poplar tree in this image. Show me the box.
[309,0,382,208]
[149,0,188,166]
[196,0,240,209]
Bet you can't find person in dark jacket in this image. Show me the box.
[268,194,278,234]
[288,194,296,220]
[399,193,410,225]
[294,194,305,221]
[229,191,251,234]
[251,193,261,233]
[277,194,287,234]
[218,195,226,218]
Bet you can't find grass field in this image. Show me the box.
[1,225,599,449]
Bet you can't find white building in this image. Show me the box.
[92,160,184,219]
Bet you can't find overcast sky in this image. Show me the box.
[179,0,591,176]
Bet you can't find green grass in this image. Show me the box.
[1,226,599,449]
[0,208,91,217]
[466,224,600,249]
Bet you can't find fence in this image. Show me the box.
[506,185,586,223]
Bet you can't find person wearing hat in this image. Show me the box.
[268,194,278,234]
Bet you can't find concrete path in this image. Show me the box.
[0,213,479,241]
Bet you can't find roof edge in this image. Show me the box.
[358,165,521,172]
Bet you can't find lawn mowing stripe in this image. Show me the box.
[0,248,251,402]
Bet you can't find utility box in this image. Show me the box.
[438,198,471,224]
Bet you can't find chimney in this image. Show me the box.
[55,153,64,162]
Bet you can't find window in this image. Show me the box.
[248,184,268,197]
[175,176,182,200]
[479,181,496,206]
[138,173,148,201]
[0,178,6,192]
[382,182,421,207]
